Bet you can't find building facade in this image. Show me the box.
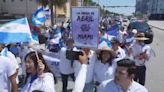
[135,0,149,14]
[0,0,80,22]
[135,0,164,14]
[148,0,164,14]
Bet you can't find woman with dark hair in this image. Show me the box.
[21,51,56,92]
[94,46,116,86]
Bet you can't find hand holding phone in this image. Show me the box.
[79,51,88,64]
[66,50,83,60]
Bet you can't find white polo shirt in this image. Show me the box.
[73,50,96,83]
[59,47,77,74]
[131,43,150,66]
[21,73,55,92]
[98,80,148,92]
[0,56,16,92]
[94,60,117,83]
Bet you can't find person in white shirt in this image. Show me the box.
[110,37,126,61]
[130,33,151,86]
[94,46,116,85]
[72,50,89,92]
[0,56,18,92]
[0,44,19,84]
[21,51,56,92]
[73,48,96,92]
[117,26,127,44]
[98,58,148,92]
[59,39,75,92]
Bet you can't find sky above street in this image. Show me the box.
[92,0,136,15]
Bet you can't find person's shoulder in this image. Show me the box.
[0,56,15,68]
[132,81,148,92]
[0,56,10,63]
[42,72,54,79]
[98,79,115,92]
[100,79,114,88]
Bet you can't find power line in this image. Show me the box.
[103,5,135,8]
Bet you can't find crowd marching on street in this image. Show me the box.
[0,5,156,92]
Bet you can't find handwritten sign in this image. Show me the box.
[71,7,99,48]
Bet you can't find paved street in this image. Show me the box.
[145,26,164,92]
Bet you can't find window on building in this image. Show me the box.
[3,0,6,3]
[20,0,23,2]
[11,0,14,2]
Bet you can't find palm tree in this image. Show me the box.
[37,0,67,26]
[83,0,92,6]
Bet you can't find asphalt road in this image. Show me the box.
[145,27,164,92]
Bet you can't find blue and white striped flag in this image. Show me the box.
[0,18,33,44]
[32,7,46,27]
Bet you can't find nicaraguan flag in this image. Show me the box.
[0,18,32,44]
[107,25,119,36]
[32,7,46,27]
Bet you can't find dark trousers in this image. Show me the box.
[134,66,146,86]
[61,73,75,92]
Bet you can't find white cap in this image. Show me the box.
[132,29,138,34]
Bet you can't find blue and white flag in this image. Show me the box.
[32,7,46,27]
[0,18,32,44]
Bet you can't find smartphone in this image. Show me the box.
[66,50,83,60]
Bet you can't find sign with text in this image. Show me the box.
[71,7,99,48]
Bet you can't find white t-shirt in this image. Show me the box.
[1,48,19,83]
[21,73,55,92]
[73,50,96,83]
[131,43,150,66]
[1,48,19,69]
[98,80,148,92]
[94,60,117,83]
[115,47,126,62]
[59,47,76,74]
[0,56,16,92]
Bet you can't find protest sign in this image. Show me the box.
[71,7,99,48]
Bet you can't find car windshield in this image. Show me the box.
[131,22,149,31]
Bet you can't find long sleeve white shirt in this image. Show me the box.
[21,73,55,92]
[72,64,87,92]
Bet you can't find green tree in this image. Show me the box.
[83,0,92,6]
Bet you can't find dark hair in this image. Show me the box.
[98,51,114,66]
[0,44,5,48]
[24,51,57,84]
[117,58,136,76]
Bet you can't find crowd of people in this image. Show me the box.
[0,18,154,92]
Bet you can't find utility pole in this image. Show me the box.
[50,0,54,26]
[98,0,100,5]
[81,0,84,6]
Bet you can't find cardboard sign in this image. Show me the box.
[71,7,99,48]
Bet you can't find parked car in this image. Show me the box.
[127,21,154,44]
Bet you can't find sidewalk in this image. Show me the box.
[148,21,164,30]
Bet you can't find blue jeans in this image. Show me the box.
[83,82,94,92]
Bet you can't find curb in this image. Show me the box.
[149,24,164,31]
